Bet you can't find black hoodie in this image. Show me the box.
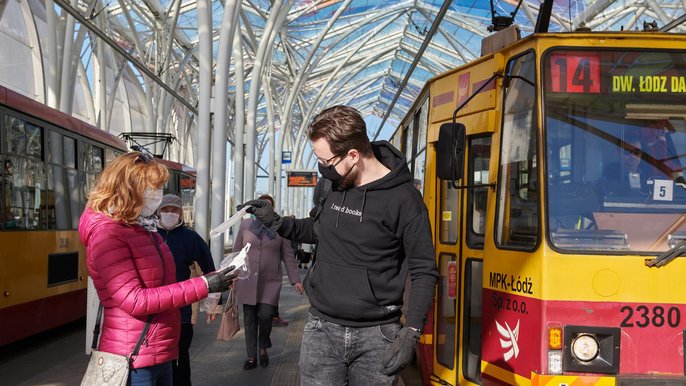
[279,141,438,329]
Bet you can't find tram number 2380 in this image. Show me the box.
[620,305,681,328]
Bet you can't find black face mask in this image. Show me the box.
[318,156,354,185]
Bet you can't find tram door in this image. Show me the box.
[434,133,492,385]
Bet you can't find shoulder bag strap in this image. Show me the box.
[90,304,152,356]
[90,305,104,350]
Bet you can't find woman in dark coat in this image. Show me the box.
[233,194,304,370]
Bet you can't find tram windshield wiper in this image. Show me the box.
[646,238,686,267]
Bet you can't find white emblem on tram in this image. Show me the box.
[496,319,520,361]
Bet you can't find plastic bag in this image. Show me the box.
[220,243,251,280]
[200,243,251,313]
[201,292,221,313]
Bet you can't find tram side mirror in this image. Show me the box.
[436,122,466,181]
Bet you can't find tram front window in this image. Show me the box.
[543,49,686,253]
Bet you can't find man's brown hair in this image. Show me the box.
[307,105,372,157]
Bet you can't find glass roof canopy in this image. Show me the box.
[94,0,686,151]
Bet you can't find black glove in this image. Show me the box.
[204,265,237,293]
[380,327,420,376]
[237,199,282,230]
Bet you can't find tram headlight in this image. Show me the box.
[563,326,620,374]
[548,351,563,375]
[571,334,599,362]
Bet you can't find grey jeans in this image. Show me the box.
[299,313,401,386]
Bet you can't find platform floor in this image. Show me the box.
[0,270,423,385]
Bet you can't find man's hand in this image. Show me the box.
[380,327,421,376]
[203,265,237,293]
[236,199,282,230]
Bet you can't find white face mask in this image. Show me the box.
[160,212,180,229]
[141,188,164,217]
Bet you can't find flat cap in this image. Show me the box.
[159,194,182,209]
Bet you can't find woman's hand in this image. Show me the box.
[294,283,305,295]
[207,313,218,323]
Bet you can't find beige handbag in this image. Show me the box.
[217,289,240,341]
[80,349,130,386]
[81,306,151,386]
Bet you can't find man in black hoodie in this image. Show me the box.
[238,105,438,385]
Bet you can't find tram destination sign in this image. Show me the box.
[287,170,318,187]
[546,49,686,95]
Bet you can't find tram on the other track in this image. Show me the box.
[0,85,195,346]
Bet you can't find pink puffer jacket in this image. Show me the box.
[79,208,210,368]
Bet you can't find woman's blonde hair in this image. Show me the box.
[87,152,169,223]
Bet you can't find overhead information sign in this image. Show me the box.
[287,170,318,187]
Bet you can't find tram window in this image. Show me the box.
[45,132,78,229]
[542,49,686,252]
[165,173,180,194]
[67,169,82,227]
[47,165,70,229]
[46,131,59,164]
[403,124,412,163]
[496,52,539,249]
[26,123,42,158]
[414,149,426,195]
[436,254,457,369]
[414,100,429,195]
[546,116,600,235]
[462,259,482,382]
[417,98,428,154]
[80,143,103,173]
[85,173,97,202]
[1,159,11,229]
[6,116,42,158]
[4,156,46,229]
[7,117,25,154]
[467,136,491,248]
[440,180,460,244]
[105,148,118,166]
[63,137,76,168]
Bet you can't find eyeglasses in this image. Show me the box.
[134,152,154,164]
[318,153,349,167]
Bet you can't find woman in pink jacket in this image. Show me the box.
[79,152,235,386]
[233,194,304,370]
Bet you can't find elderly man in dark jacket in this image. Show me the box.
[157,194,215,386]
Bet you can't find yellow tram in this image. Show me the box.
[392,26,686,385]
